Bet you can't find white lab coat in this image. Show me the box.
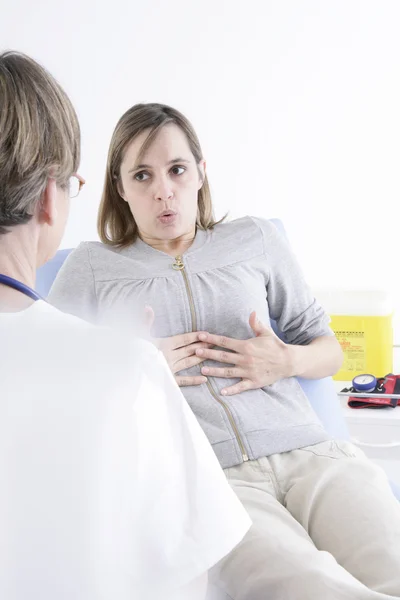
[0,301,250,600]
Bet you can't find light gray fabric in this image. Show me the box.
[48,216,333,468]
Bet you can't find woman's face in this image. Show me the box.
[119,123,205,243]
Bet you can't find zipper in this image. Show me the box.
[172,255,197,329]
[172,255,249,462]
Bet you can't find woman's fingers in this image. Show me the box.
[198,332,243,352]
[200,366,244,379]
[195,347,244,365]
[173,353,209,374]
[143,305,155,332]
[174,342,213,362]
[220,379,254,396]
[176,375,208,387]
[161,331,209,351]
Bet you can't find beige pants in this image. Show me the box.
[210,440,400,599]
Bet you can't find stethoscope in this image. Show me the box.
[0,274,43,302]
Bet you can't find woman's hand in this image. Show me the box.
[145,306,210,387]
[158,332,212,386]
[195,311,294,396]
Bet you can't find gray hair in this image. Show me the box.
[0,51,80,234]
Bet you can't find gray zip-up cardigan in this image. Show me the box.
[48,217,332,468]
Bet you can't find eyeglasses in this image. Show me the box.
[69,174,86,198]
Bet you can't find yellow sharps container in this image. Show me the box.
[314,290,393,382]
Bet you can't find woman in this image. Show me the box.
[0,56,250,600]
[49,103,400,599]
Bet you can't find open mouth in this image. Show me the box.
[158,210,177,223]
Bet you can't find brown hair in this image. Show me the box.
[98,103,223,247]
[0,50,80,235]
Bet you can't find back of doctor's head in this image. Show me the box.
[0,51,80,235]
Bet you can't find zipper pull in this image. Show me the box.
[172,255,185,271]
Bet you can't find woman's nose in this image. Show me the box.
[154,176,173,202]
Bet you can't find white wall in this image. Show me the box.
[2,0,400,295]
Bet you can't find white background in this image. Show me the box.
[2,0,400,296]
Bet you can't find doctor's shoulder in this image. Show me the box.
[42,301,160,376]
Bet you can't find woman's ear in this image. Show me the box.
[198,159,206,189]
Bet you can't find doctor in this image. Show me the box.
[0,51,250,600]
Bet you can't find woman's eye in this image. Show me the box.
[171,166,185,176]
[135,172,150,182]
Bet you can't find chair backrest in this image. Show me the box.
[35,249,72,299]
[36,222,349,440]
[268,219,349,439]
